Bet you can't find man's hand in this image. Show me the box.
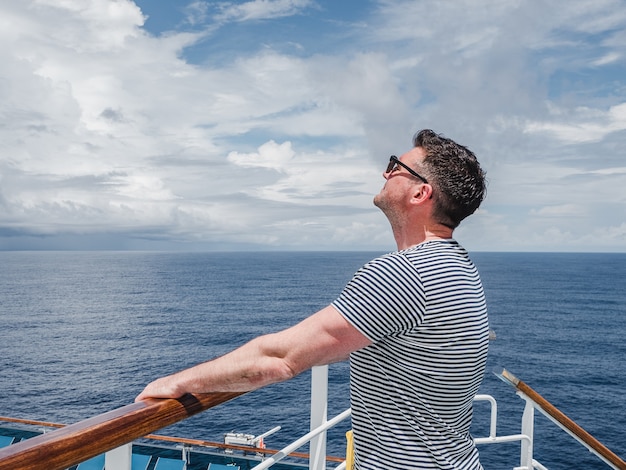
[135,373,186,401]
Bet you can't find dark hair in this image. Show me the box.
[412,129,486,228]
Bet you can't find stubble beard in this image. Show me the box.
[373,191,387,212]
[374,191,401,227]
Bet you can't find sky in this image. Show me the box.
[1,0,626,252]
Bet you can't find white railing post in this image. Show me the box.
[518,394,535,470]
[105,443,131,470]
[309,366,328,470]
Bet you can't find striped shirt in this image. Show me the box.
[332,240,489,469]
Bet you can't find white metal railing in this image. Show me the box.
[252,365,351,470]
[252,408,351,470]
[260,366,625,470]
[278,368,539,470]
[472,394,534,469]
[252,368,538,470]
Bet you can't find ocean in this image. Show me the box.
[0,251,624,469]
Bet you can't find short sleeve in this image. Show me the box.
[332,253,426,342]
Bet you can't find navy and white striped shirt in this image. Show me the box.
[332,240,489,469]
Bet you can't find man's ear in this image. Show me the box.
[409,184,433,205]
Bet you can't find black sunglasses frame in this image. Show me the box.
[386,155,429,184]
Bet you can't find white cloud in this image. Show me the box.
[591,167,626,176]
[27,0,145,51]
[592,52,621,66]
[184,1,210,26]
[228,140,295,171]
[213,0,314,23]
[530,204,582,217]
[524,102,626,143]
[228,141,380,206]
[1,0,626,251]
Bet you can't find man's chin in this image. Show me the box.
[373,195,388,213]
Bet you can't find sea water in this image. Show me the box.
[0,251,624,469]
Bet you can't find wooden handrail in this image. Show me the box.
[0,415,345,463]
[0,392,244,470]
[0,417,64,429]
[497,368,626,470]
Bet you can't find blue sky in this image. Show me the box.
[1,0,626,252]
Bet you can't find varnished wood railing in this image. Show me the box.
[0,392,244,470]
[0,415,345,464]
[497,368,626,470]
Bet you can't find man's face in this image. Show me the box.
[373,147,427,217]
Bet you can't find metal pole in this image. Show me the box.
[105,444,131,470]
[519,396,534,470]
[309,366,328,470]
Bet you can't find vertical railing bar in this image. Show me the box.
[474,394,498,439]
[519,394,535,470]
[309,366,328,470]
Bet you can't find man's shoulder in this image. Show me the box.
[361,250,412,271]
[358,240,470,278]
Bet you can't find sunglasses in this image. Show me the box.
[386,155,428,184]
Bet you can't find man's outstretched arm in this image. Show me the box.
[135,304,371,400]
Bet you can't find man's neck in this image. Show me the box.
[393,225,454,251]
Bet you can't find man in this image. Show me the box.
[137,129,489,469]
